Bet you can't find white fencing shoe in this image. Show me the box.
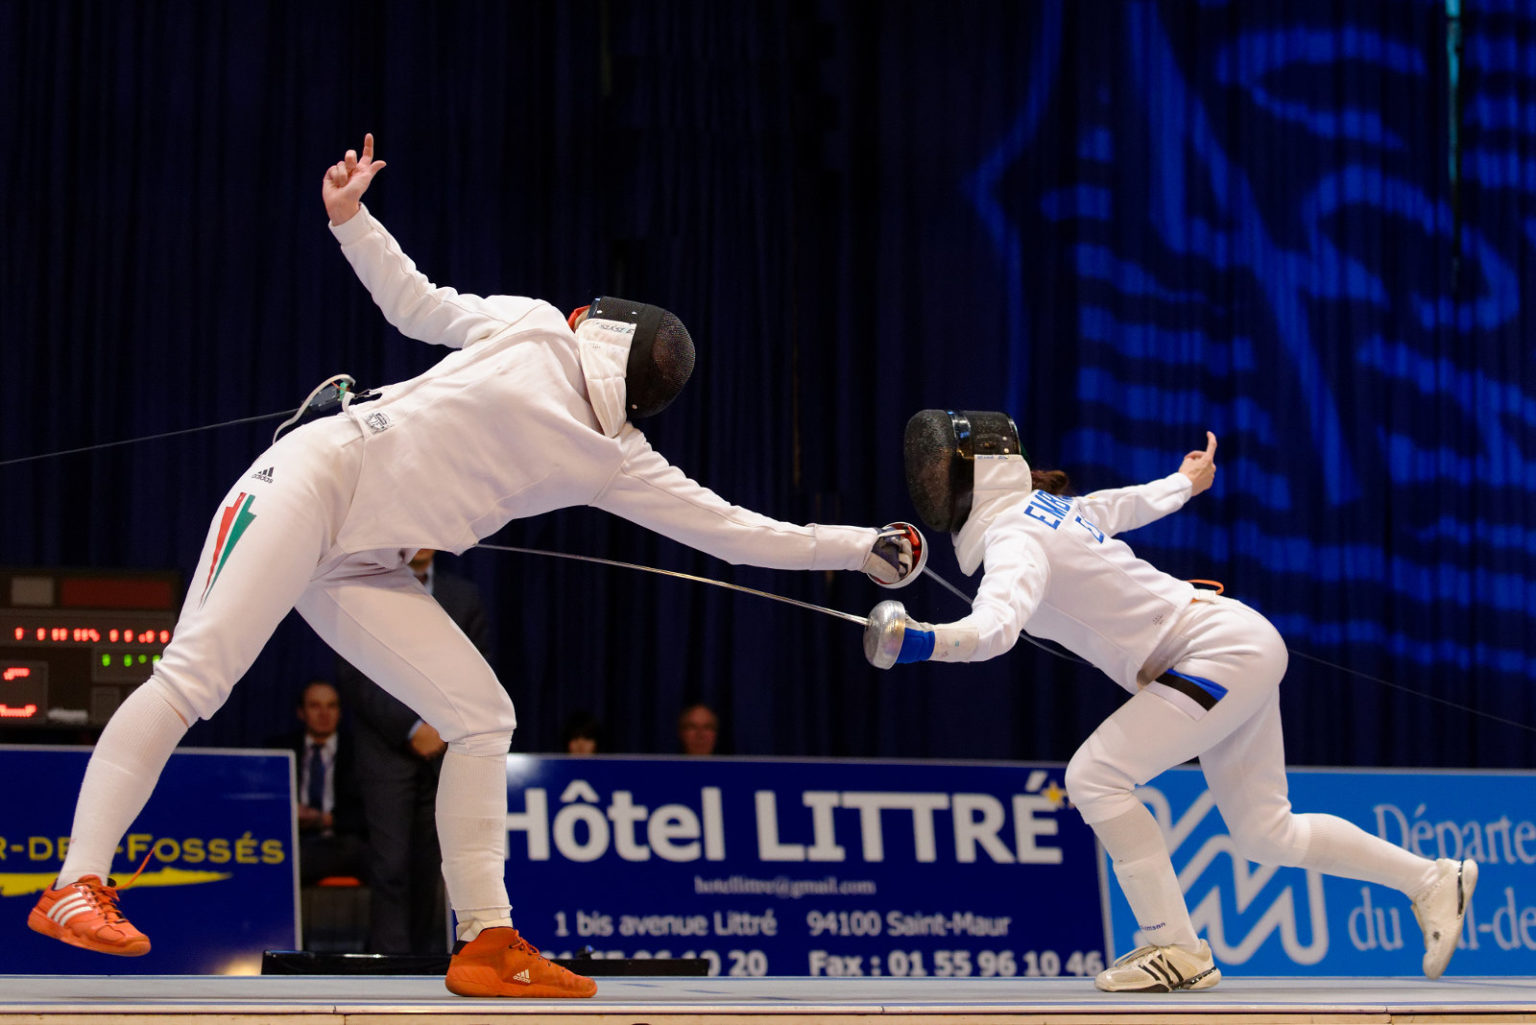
[1412,858,1478,979]
[1095,940,1221,992]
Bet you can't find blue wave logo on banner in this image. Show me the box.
[1135,784,1330,966]
[963,1,1536,749]
[1104,766,1536,976]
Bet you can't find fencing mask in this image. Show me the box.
[904,409,1024,533]
[570,297,696,436]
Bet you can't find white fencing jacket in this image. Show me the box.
[329,206,876,568]
[936,455,1199,692]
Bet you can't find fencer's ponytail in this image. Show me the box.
[1032,469,1071,495]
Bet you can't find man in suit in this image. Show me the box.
[336,549,489,954]
[286,679,367,885]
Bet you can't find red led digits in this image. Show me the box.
[11,622,169,645]
[2,572,180,725]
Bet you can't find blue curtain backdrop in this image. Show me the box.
[1,0,1532,767]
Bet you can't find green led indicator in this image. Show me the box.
[138,654,147,664]
[122,655,132,667]
[101,654,111,667]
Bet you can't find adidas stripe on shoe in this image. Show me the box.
[445,926,596,998]
[1095,940,1220,992]
[28,876,151,956]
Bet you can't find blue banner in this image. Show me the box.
[500,756,1106,979]
[1103,766,1536,976]
[2,745,297,974]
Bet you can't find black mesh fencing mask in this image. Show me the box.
[587,296,696,419]
[904,410,1024,533]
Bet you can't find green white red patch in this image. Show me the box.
[200,492,257,605]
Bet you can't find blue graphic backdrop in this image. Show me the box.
[945,0,1536,768]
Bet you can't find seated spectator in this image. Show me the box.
[677,702,720,756]
[561,712,604,755]
[279,679,366,885]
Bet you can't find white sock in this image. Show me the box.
[1296,813,1438,895]
[1095,804,1201,951]
[437,747,513,941]
[58,682,188,884]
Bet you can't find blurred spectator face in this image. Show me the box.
[561,713,602,755]
[678,704,719,756]
[299,681,341,741]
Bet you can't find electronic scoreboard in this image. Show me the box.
[0,568,181,728]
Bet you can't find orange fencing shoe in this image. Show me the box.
[28,876,151,956]
[445,927,597,998]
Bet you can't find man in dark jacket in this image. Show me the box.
[282,679,367,885]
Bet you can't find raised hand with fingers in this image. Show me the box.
[322,132,387,226]
[1178,431,1218,496]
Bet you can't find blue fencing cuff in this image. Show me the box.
[897,625,936,663]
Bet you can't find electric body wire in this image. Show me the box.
[0,410,291,467]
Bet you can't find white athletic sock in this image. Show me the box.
[57,682,189,884]
[1096,804,1201,951]
[437,747,513,941]
[1296,813,1438,895]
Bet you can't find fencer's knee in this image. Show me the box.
[1064,743,1141,824]
[1226,809,1307,867]
[435,684,517,754]
[448,730,514,759]
[138,673,201,726]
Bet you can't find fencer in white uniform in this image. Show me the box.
[29,135,925,999]
[866,410,1476,992]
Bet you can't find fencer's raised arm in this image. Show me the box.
[332,206,548,352]
[324,133,546,353]
[1073,474,1193,538]
[1071,432,1214,537]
